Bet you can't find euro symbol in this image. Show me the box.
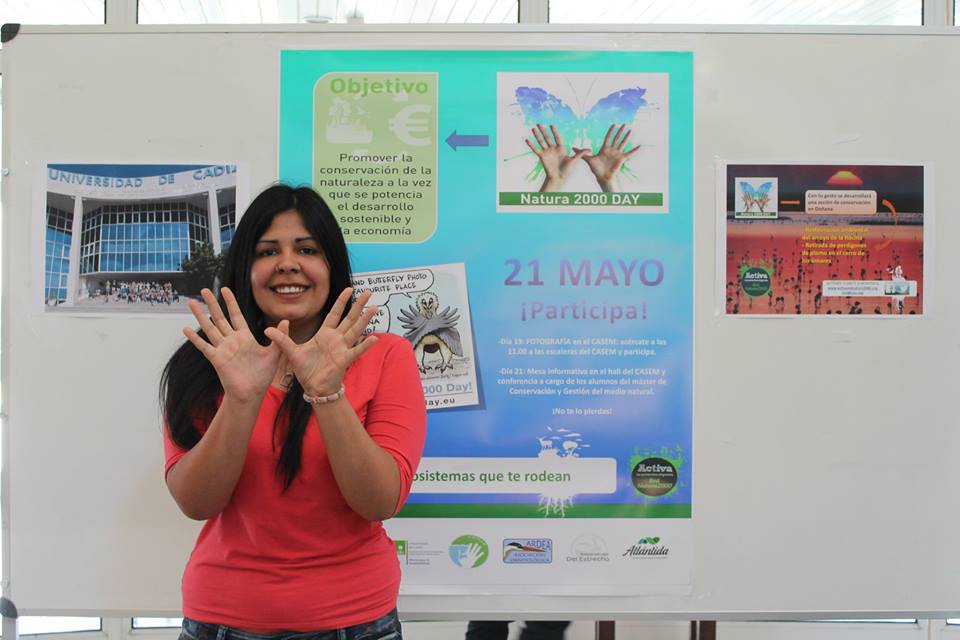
[388,104,433,146]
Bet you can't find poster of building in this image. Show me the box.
[719,162,928,316]
[37,163,247,314]
[281,50,693,595]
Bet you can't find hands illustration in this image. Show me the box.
[458,543,484,569]
[524,123,641,193]
[525,124,588,193]
[579,124,641,193]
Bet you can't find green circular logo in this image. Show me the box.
[632,457,678,497]
[449,534,489,568]
[741,267,771,297]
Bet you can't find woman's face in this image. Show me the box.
[250,210,330,342]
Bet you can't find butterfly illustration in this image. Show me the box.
[513,85,649,177]
[739,181,773,213]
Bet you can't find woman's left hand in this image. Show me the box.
[264,288,379,397]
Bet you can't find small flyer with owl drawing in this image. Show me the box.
[353,262,479,410]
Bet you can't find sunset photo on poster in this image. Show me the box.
[721,163,926,316]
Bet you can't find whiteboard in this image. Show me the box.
[3,25,960,618]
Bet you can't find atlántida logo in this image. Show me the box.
[622,536,669,558]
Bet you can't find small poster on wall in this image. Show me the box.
[353,262,480,410]
[718,162,929,317]
[495,71,671,213]
[37,163,248,315]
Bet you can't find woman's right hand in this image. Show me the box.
[183,287,287,403]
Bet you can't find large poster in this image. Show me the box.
[280,50,693,595]
[720,162,928,316]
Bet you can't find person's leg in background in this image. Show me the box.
[465,621,511,640]
[520,621,571,640]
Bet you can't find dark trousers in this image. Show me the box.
[465,621,570,640]
[179,611,401,640]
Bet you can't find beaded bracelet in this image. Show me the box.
[302,384,346,405]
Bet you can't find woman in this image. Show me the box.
[161,184,426,639]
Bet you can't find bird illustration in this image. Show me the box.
[503,541,546,561]
[398,291,463,373]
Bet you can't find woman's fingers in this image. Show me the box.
[349,333,379,360]
[338,290,374,332]
[617,128,632,150]
[187,298,223,346]
[220,287,248,331]
[264,325,298,357]
[264,319,291,344]
[525,137,542,155]
[201,288,234,337]
[343,303,378,345]
[321,287,354,329]
[183,327,216,360]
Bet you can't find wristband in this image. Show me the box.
[303,384,346,405]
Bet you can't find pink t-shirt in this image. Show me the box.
[164,333,426,631]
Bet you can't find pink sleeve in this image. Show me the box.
[363,338,427,514]
[163,404,215,479]
[163,424,190,479]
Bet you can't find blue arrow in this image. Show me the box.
[446,130,489,151]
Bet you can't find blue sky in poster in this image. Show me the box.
[280,50,692,511]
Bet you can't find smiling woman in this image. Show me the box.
[159,184,426,638]
[250,211,333,342]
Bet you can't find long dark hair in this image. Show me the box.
[161,184,353,489]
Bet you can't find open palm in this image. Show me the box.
[577,124,641,191]
[265,288,379,397]
[526,124,588,191]
[183,287,287,402]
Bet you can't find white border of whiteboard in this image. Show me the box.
[4,26,960,620]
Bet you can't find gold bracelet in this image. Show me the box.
[302,384,346,405]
